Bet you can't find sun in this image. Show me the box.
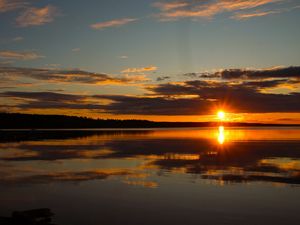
[217,110,225,121]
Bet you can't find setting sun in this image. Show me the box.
[217,111,225,121]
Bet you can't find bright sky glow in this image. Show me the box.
[218,111,225,121]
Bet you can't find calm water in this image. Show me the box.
[1,127,300,225]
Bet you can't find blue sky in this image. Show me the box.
[1,0,300,74]
[1,0,300,122]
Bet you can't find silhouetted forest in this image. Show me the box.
[0,113,296,129]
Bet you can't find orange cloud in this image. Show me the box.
[90,18,138,30]
[0,0,26,13]
[122,66,158,73]
[220,0,279,11]
[154,0,282,21]
[152,1,188,11]
[232,10,278,19]
[16,5,59,27]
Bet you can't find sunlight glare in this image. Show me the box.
[218,126,225,145]
[217,110,225,121]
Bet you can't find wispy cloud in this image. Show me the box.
[153,0,283,21]
[152,1,188,11]
[0,66,148,85]
[0,91,109,112]
[0,0,27,13]
[122,66,158,73]
[90,18,138,30]
[16,5,59,27]
[0,50,44,60]
[232,10,277,19]
[233,4,300,20]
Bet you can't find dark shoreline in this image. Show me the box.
[1,112,299,129]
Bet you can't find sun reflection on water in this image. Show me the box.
[218,126,225,145]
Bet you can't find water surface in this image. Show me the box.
[1,127,300,225]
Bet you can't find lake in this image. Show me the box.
[1,127,300,225]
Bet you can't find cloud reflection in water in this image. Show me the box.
[1,128,300,187]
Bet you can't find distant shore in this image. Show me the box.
[0,113,299,129]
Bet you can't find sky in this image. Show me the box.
[0,0,300,123]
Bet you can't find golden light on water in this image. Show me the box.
[218,126,225,145]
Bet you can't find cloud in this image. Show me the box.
[1,66,300,115]
[156,76,171,81]
[153,0,283,21]
[122,66,158,73]
[0,66,148,85]
[95,73,300,115]
[0,51,44,60]
[90,18,138,30]
[16,5,59,27]
[0,91,106,111]
[232,4,300,20]
[0,0,27,13]
[242,79,296,88]
[152,1,188,11]
[0,91,207,113]
[201,66,300,79]
[232,9,278,19]
[98,95,213,115]
[1,91,85,102]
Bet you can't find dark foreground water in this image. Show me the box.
[0,127,300,225]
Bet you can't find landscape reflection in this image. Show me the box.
[1,128,300,225]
